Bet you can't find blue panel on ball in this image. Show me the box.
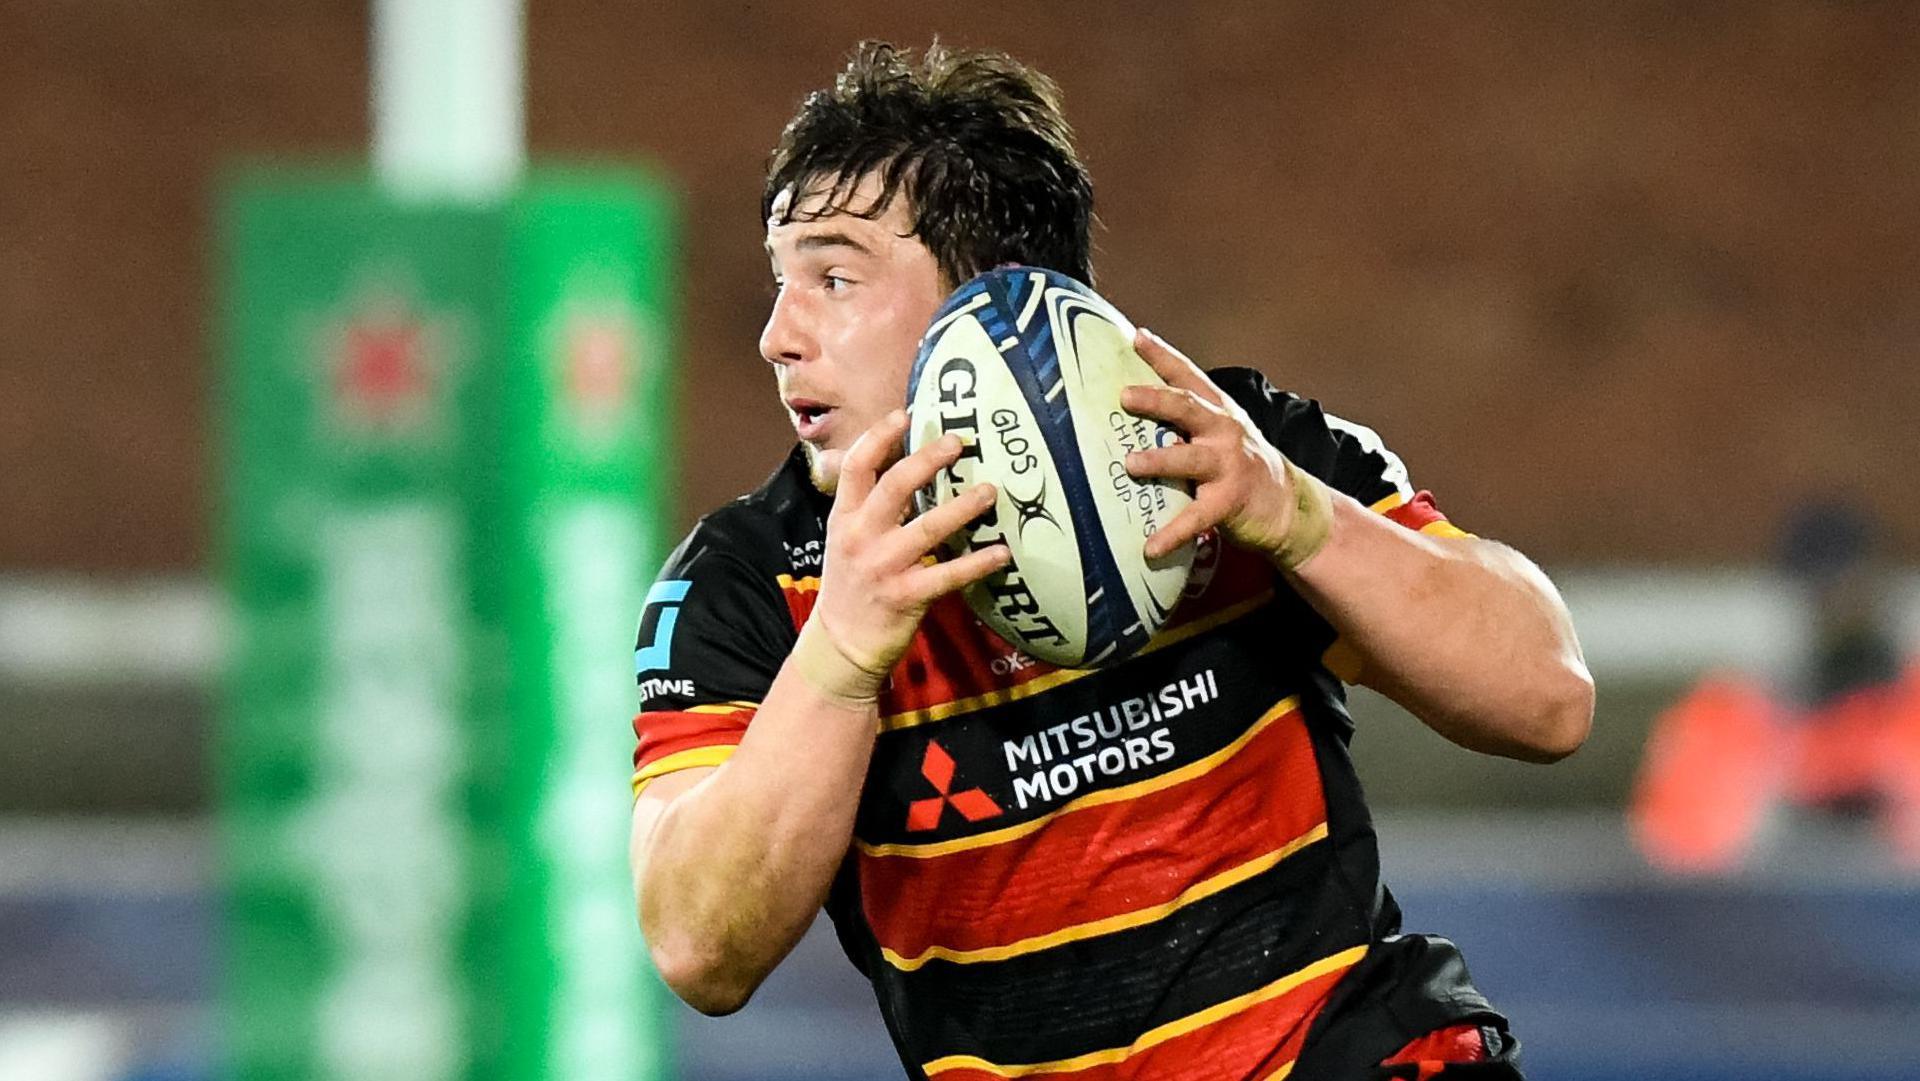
[1002,272,1131,664]
[908,265,1153,667]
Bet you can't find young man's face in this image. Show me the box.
[761,171,947,493]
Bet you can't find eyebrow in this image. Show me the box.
[765,231,875,259]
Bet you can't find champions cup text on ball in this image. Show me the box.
[907,267,1194,668]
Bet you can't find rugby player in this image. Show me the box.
[628,41,1593,1080]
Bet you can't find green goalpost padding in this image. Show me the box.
[218,168,676,1081]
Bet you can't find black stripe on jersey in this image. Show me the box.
[854,599,1329,848]
[871,836,1366,1067]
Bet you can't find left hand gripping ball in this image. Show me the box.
[907,267,1194,668]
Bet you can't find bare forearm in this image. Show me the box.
[1110,334,1589,760]
[1289,495,1593,761]
[638,661,877,1011]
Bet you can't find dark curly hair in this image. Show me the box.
[763,41,1096,288]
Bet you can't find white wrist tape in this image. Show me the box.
[789,617,888,709]
[1274,457,1335,571]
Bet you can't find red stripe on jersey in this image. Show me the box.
[631,709,749,771]
[1159,536,1273,621]
[859,702,1324,961]
[779,580,817,626]
[1382,490,1448,532]
[922,949,1355,1081]
[886,594,1065,716]
[1382,1023,1489,1076]
[779,582,1072,719]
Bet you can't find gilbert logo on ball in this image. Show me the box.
[908,267,1194,669]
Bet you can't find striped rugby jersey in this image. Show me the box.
[631,368,1513,1080]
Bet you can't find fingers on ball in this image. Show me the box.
[837,411,908,501]
[1145,502,1216,560]
[1123,384,1215,431]
[1133,328,1209,393]
[914,542,1012,598]
[872,432,966,516]
[898,482,997,559]
[1127,442,1212,480]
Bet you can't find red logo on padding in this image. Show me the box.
[906,740,1002,832]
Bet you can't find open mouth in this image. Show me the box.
[787,399,835,440]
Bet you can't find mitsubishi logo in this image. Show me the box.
[906,740,1002,832]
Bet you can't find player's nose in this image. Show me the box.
[759,288,812,367]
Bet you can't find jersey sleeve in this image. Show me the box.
[1209,366,1472,682]
[1209,366,1470,539]
[630,516,796,798]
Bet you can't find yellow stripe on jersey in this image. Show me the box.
[881,821,1329,971]
[1320,638,1364,684]
[1368,491,1408,514]
[857,696,1299,859]
[884,664,1090,733]
[630,744,736,799]
[685,700,759,715]
[880,589,1276,732]
[920,945,1368,1078]
[1370,490,1474,538]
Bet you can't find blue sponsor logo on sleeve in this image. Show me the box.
[634,579,693,674]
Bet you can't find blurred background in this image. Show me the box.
[4,3,1920,1081]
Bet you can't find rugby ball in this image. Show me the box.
[907,267,1193,669]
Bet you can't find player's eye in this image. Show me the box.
[822,273,852,293]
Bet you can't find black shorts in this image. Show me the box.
[1293,934,1525,1080]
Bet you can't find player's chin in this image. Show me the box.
[805,444,842,495]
